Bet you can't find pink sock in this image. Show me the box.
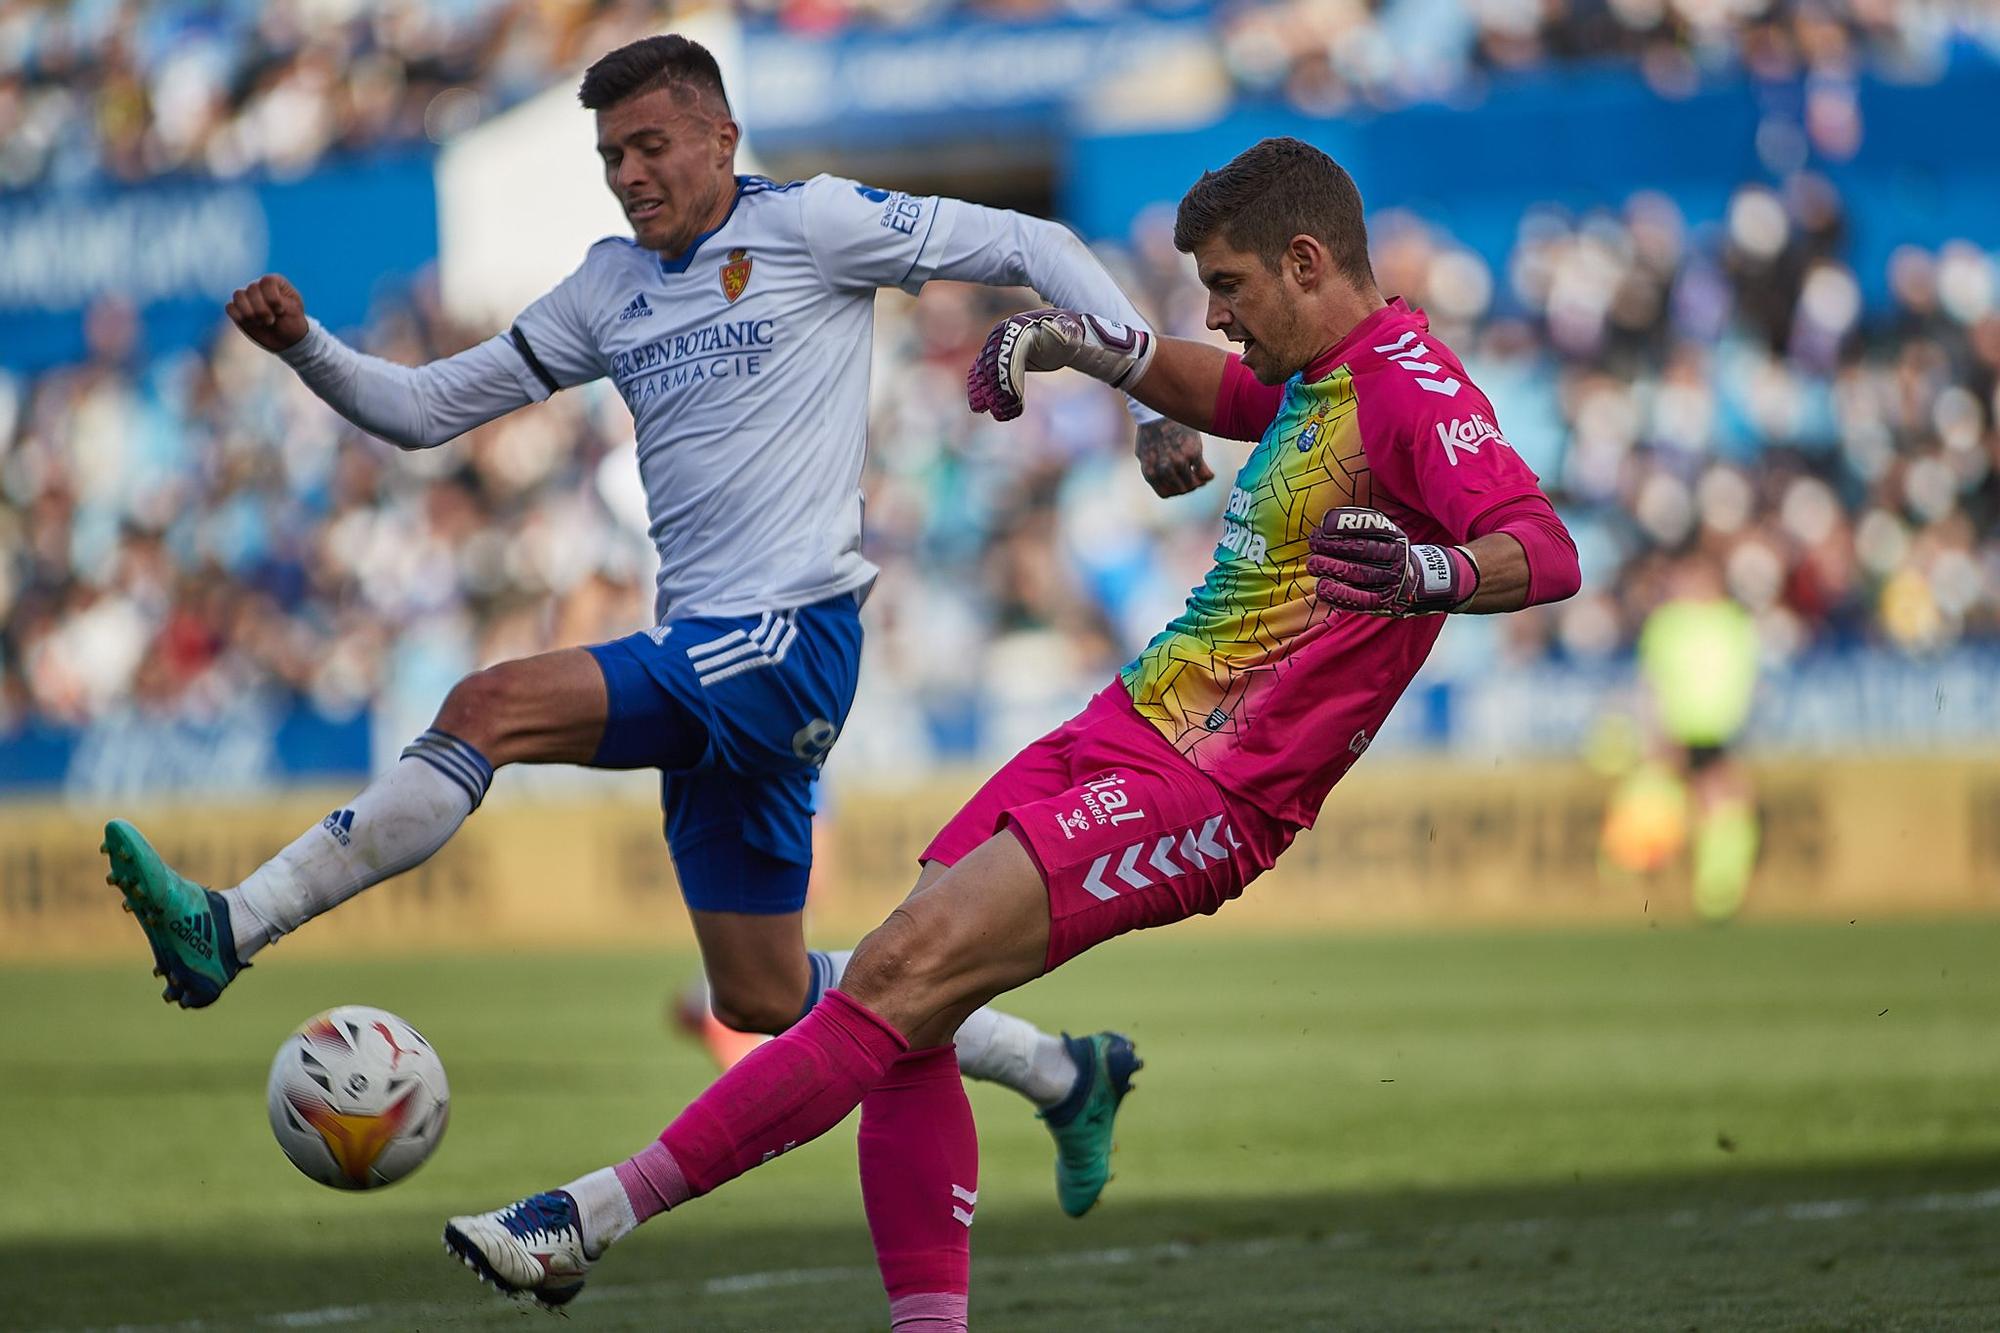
[647,989,908,1202]
[860,1046,977,1333]
[613,1140,689,1224]
[888,1293,971,1331]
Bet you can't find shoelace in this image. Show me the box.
[500,1193,578,1244]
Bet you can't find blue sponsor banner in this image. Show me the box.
[0,704,371,798]
[0,148,438,374]
[739,10,1215,149]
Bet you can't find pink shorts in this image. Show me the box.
[922,685,1295,972]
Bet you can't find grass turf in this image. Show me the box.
[4,920,1999,1330]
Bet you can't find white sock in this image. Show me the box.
[562,1166,637,1259]
[222,729,493,959]
[814,948,1076,1107]
[953,1008,1079,1107]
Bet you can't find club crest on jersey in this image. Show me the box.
[720,248,752,303]
[1297,407,1332,453]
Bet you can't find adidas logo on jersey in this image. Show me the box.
[618,293,654,321]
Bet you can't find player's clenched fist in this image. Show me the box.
[1132,418,1214,497]
[966,307,1155,422]
[1307,507,1480,616]
[226,274,310,353]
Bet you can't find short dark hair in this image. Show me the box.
[1173,137,1374,287]
[578,35,731,115]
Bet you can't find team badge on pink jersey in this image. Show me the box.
[720,248,752,303]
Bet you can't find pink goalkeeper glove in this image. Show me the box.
[967,308,1155,422]
[1307,507,1480,616]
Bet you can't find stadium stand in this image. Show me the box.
[4,0,1998,763]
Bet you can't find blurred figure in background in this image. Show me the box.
[1602,554,1761,921]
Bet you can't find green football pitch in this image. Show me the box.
[6,920,2000,1331]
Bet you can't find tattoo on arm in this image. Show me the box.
[1134,419,1214,497]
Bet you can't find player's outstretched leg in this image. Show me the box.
[102,819,248,1008]
[101,649,612,1007]
[100,727,493,1008]
[443,832,1053,1310]
[222,726,498,962]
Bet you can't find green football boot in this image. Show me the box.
[1039,1031,1142,1217]
[102,819,246,1008]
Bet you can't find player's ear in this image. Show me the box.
[1287,234,1326,292]
[715,116,740,163]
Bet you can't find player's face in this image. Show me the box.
[1194,234,1314,385]
[596,88,739,256]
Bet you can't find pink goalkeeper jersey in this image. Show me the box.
[1118,299,1549,828]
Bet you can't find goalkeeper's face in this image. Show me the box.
[1193,234,1317,385]
[596,87,740,257]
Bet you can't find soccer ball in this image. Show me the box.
[267,1005,450,1190]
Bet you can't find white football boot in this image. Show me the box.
[444,1190,593,1309]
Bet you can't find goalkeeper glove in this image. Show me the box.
[967,308,1155,422]
[1307,507,1480,616]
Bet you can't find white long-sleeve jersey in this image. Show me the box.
[280,173,1158,622]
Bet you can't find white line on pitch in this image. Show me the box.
[56,1185,2000,1332]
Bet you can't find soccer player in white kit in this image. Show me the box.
[102,34,1209,1221]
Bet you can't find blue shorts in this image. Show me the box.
[586,593,862,915]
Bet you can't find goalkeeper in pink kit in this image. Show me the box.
[444,137,1582,1326]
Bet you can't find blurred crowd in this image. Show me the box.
[5,0,2000,763]
[0,286,655,735]
[1220,0,1999,114]
[5,0,1997,190]
[4,169,1998,757]
[1346,182,2000,667]
[0,0,673,189]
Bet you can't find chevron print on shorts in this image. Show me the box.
[1077,814,1244,902]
